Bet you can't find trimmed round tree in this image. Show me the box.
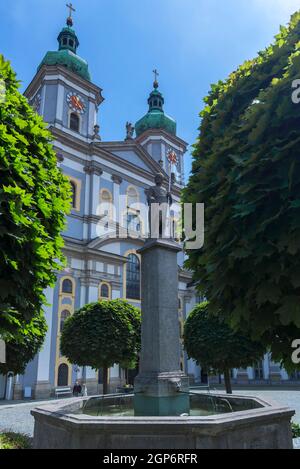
[0,55,70,341]
[0,313,47,376]
[183,12,300,369]
[184,303,265,393]
[60,300,141,394]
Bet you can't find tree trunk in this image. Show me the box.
[103,366,109,395]
[224,369,233,394]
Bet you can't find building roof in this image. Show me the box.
[38,18,91,82]
[135,80,177,137]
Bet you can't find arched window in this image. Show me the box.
[60,310,71,333]
[57,364,69,387]
[70,181,76,209]
[127,186,139,208]
[70,112,80,132]
[126,212,142,233]
[99,283,111,300]
[62,279,73,295]
[100,189,113,220]
[67,177,81,212]
[126,254,141,300]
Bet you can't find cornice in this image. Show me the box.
[52,129,182,196]
[135,128,188,151]
[24,64,104,105]
[63,238,128,265]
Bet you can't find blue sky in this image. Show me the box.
[1,0,300,179]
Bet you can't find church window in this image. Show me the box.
[100,189,113,220]
[60,310,71,333]
[69,39,74,48]
[67,177,81,212]
[99,282,111,300]
[70,112,80,132]
[126,212,142,234]
[254,361,264,380]
[63,38,67,45]
[126,254,141,301]
[70,181,76,209]
[57,364,69,387]
[62,278,73,295]
[127,186,139,208]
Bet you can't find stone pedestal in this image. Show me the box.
[134,239,190,416]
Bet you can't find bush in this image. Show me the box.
[0,432,32,450]
[292,423,300,439]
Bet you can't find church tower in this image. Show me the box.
[24,4,103,142]
[135,71,187,186]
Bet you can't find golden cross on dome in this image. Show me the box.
[66,3,75,18]
[153,69,159,82]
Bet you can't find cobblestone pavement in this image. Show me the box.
[210,388,300,424]
[0,399,71,437]
[0,389,300,438]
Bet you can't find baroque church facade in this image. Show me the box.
[1,13,299,400]
[0,14,201,400]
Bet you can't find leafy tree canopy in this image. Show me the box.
[60,300,141,392]
[183,12,300,367]
[184,302,265,374]
[0,313,47,375]
[0,55,71,340]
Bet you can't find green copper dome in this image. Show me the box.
[135,81,176,137]
[38,20,91,82]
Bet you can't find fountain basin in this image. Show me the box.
[31,393,294,449]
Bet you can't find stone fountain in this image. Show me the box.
[31,173,295,449]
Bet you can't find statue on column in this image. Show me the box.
[146,172,173,239]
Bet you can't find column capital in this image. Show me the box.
[111,175,123,185]
[84,162,103,176]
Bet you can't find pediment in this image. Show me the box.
[94,141,167,178]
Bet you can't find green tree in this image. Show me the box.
[0,313,47,375]
[183,12,300,369]
[184,303,265,394]
[60,300,141,394]
[0,55,71,342]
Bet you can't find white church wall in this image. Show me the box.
[112,290,121,300]
[36,286,55,383]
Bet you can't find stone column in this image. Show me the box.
[112,175,122,223]
[84,163,103,240]
[134,238,190,416]
[34,286,55,399]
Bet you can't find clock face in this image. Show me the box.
[67,92,86,115]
